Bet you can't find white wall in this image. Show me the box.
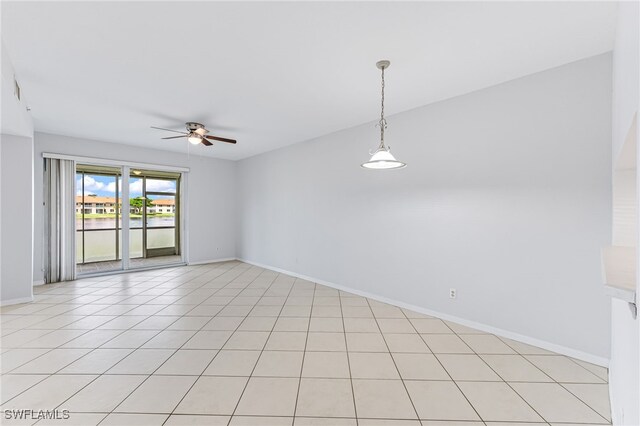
[1,41,35,305]
[609,2,640,424]
[238,53,613,362]
[32,133,237,284]
[1,135,34,304]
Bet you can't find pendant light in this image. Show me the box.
[361,60,406,170]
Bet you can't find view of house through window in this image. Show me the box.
[76,164,181,274]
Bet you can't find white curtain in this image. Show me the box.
[44,158,76,283]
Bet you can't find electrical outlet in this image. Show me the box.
[449,288,457,299]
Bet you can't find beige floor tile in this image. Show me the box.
[344,318,379,332]
[20,329,88,348]
[349,352,399,379]
[115,375,196,414]
[174,376,248,415]
[309,317,344,332]
[294,418,356,425]
[525,355,606,383]
[3,375,96,411]
[0,263,612,425]
[378,318,415,333]
[405,381,480,421]
[563,383,611,421]
[98,315,147,330]
[202,316,244,330]
[100,413,168,425]
[0,348,51,373]
[142,330,197,349]
[572,359,609,381]
[306,332,346,351]
[302,351,350,378]
[203,350,260,376]
[167,316,211,330]
[437,354,502,381]
[0,329,54,348]
[370,305,405,319]
[107,349,174,374]
[499,338,554,355]
[100,329,159,348]
[340,297,368,306]
[250,306,283,317]
[421,334,474,354]
[165,415,230,425]
[459,335,516,354]
[0,374,48,404]
[224,331,270,350]
[59,348,133,374]
[61,329,123,348]
[64,374,146,412]
[510,382,607,423]
[237,316,278,331]
[311,306,342,318]
[253,350,304,377]
[345,333,387,352]
[401,308,433,319]
[480,354,552,382]
[352,379,417,419]
[188,305,225,316]
[183,330,233,349]
[230,416,293,425]
[443,321,486,334]
[37,413,106,426]
[12,348,90,374]
[457,381,543,422]
[392,353,450,380]
[265,331,307,351]
[274,317,309,332]
[385,334,431,353]
[280,305,312,317]
[410,319,453,334]
[235,377,299,416]
[342,306,374,318]
[296,378,355,417]
[155,349,218,375]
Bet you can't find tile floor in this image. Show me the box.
[1,261,611,425]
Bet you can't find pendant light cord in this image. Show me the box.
[378,65,388,150]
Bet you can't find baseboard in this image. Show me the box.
[188,257,238,266]
[239,258,610,367]
[33,280,45,287]
[1,296,34,306]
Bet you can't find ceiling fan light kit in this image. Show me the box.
[361,60,407,170]
[151,122,237,147]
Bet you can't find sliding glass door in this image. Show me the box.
[75,164,182,275]
[76,165,121,273]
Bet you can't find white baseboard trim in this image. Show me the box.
[33,280,45,287]
[239,258,610,367]
[1,296,34,306]
[188,257,238,266]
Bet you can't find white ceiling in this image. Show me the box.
[2,1,617,161]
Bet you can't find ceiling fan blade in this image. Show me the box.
[201,139,213,146]
[151,126,188,135]
[204,135,237,144]
[161,135,187,140]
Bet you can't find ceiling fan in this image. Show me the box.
[151,122,237,146]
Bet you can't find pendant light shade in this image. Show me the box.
[361,147,406,169]
[361,60,406,170]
